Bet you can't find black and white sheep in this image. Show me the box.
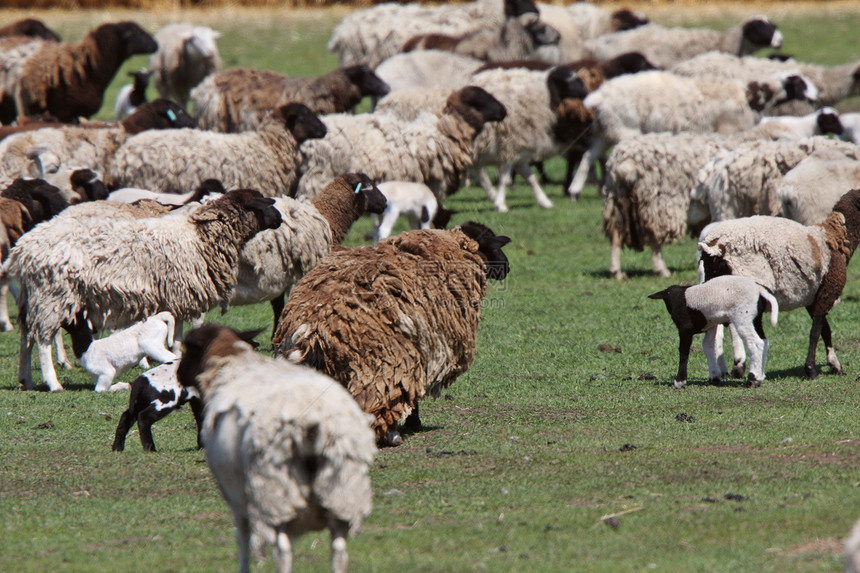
[698,188,860,379]
[108,103,326,196]
[534,3,648,62]
[4,189,282,392]
[177,324,376,573]
[191,65,390,133]
[113,68,151,121]
[370,181,454,243]
[149,23,221,108]
[649,276,779,389]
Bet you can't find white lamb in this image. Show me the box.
[758,107,844,139]
[177,324,376,573]
[70,311,178,392]
[371,181,454,243]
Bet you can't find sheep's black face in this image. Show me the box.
[611,10,649,32]
[817,109,844,136]
[126,99,195,132]
[355,174,388,215]
[460,221,512,281]
[116,21,158,56]
[130,69,152,91]
[549,69,588,101]
[458,86,507,125]
[346,65,390,98]
[833,189,860,250]
[505,0,539,18]
[611,52,660,75]
[781,74,817,103]
[742,17,782,49]
[70,169,109,202]
[525,19,561,48]
[279,103,327,144]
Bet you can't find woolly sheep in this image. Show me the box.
[112,360,203,453]
[649,275,779,389]
[567,70,819,199]
[177,324,376,573]
[273,222,511,447]
[149,23,221,108]
[534,3,648,62]
[758,107,844,139]
[108,103,326,196]
[0,21,157,123]
[0,19,60,42]
[65,311,178,392]
[295,86,507,201]
[113,68,151,121]
[107,178,226,207]
[373,50,485,94]
[837,112,860,144]
[777,152,860,225]
[585,15,783,69]
[371,181,454,243]
[698,188,860,379]
[191,65,390,133]
[5,189,282,392]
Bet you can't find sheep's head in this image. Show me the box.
[178,324,262,394]
[344,65,390,99]
[107,21,158,57]
[459,221,511,281]
[524,17,561,49]
[816,107,844,136]
[122,99,195,134]
[8,18,61,42]
[446,86,507,133]
[740,16,783,52]
[779,73,818,104]
[129,68,152,91]
[274,103,327,144]
[505,0,539,19]
[341,173,387,215]
[832,189,860,254]
[547,68,588,106]
[2,178,67,225]
[610,9,649,32]
[185,26,221,60]
[70,169,109,202]
[605,52,661,76]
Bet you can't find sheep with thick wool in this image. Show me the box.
[191,65,390,133]
[777,152,860,226]
[536,3,648,62]
[272,222,511,447]
[108,103,326,196]
[295,86,506,201]
[178,324,376,573]
[0,21,157,123]
[567,69,819,198]
[149,23,221,108]
[5,189,282,392]
[585,15,782,69]
[698,188,860,379]
[373,50,485,94]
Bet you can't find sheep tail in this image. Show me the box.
[759,286,779,327]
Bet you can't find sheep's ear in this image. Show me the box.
[648,289,669,300]
[237,328,264,348]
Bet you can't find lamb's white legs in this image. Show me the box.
[514,160,554,211]
[330,521,350,573]
[37,340,62,392]
[609,231,627,280]
[274,529,294,573]
[651,247,671,278]
[734,321,767,386]
[568,136,608,200]
[0,283,12,332]
[372,208,402,244]
[54,332,71,369]
[702,328,729,384]
[729,323,747,378]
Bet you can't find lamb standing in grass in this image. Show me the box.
[177,324,376,573]
[370,181,454,243]
[649,276,778,389]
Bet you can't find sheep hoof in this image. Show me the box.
[0,322,13,332]
[804,364,819,379]
[384,431,403,447]
[673,379,687,389]
[612,271,628,280]
[569,193,581,203]
[109,382,131,392]
[709,377,722,386]
[731,363,746,379]
[745,375,761,388]
[538,199,554,210]
[18,380,36,391]
[494,203,509,214]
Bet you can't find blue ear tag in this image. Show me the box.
[166,109,177,122]
[354,183,362,194]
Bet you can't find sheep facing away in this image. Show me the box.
[6,189,283,392]
[272,222,511,447]
[177,324,376,573]
[649,276,778,389]
[778,152,860,225]
[698,188,860,380]
[191,65,390,133]
[150,23,221,108]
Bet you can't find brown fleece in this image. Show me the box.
[310,173,368,244]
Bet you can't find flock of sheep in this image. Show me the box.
[2,0,860,570]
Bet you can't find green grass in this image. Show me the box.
[3,5,860,572]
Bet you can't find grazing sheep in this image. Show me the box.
[108,103,326,196]
[535,3,648,62]
[371,181,454,243]
[191,65,390,133]
[113,68,151,121]
[66,311,178,392]
[177,324,376,573]
[373,50,485,94]
[296,86,507,201]
[107,178,225,207]
[758,107,844,139]
[273,222,511,447]
[698,188,860,379]
[112,360,203,453]
[149,23,221,108]
[5,189,282,392]
[0,19,60,42]
[0,21,157,123]
[568,70,819,199]
[585,15,783,69]
[777,152,860,225]
[649,275,779,389]
[0,99,195,191]
[693,137,860,223]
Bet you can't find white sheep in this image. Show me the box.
[698,188,860,380]
[371,181,454,243]
[568,70,819,199]
[585,15,783,69]
[177,324,376,573]
[373,50,485,94]
[107,178,225,207]
[758,107,844,139]
[649,276,779,389]
[149,23,221,108]
[67,311,178,392]
[108,103,326,196]
[777,151,860,225]
[534,3,648,62]
[4,189,282,392]
[837,112,860,144]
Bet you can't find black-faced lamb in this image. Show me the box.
[295,86,507,201]
[777,152,860,226]
[113,68,151,121]
[177,324,376,573]
[272,222,511,447]
[649,276,779,389]
[0,19,60,42]
[0,21,158,123]
[370,181,454,243]
[5,189,282,392]
[191,65,390,133]
[585,15,783,69]
[758,107,844,139]
[149,23,221,108]
[65,311,178,392]
[108,102,326,196]
[698,188,860,379]
[112,360,203,453]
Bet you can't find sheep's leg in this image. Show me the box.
[805,313,826,379]
[401,403,422,433]
[18,328,36,390]
[702,328,723,385]
[273,528,293,573]
[54,331,72,369]
[140,340,179,365]
[568,136,607,201]
[112,407,135,452]
[736,319,766,387]
[0,283,12,332]
[137,403,174,452]
[374,207,401,243]
[673,330,694,389]
[493,166,514,213]
[728,323,747,378]
[38,340,63,392]
[189,396,205,449]
[330,519,350,573]
[93,368,117,393]
[271,293,286,340]
[819,316,842,374]
[609,231,627,280]
[711,324,729,379]
[650,246,671,278]
[477,167,497,200]
[235,515,252,573]
[514,160,554,210]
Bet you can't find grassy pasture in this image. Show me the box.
[3,3,860,571]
